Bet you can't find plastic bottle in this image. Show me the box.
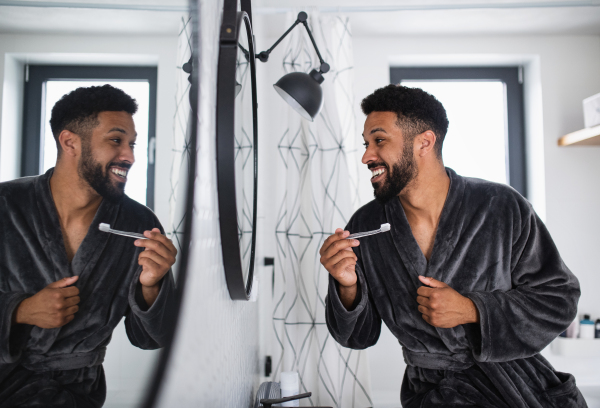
[595,319,600,339]
[566,319,579,338]
[280,371,299,407]
[580,314,595,339]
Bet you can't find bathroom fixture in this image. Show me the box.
[256,11,330,121]
[260,392,311,408]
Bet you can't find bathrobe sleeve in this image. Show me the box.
[124,268,176,350]
[122,218,177,350]
[325,258,382,350]
[464,204,580,363]
[0,292,33,364]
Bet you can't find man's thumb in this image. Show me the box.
[48,276,79,288]
[418,275,446,288]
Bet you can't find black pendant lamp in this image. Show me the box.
[257,12,330,122]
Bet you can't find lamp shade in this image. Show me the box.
[273,70,324,121]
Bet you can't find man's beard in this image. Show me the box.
[371,142,417,204]
[78,140,128,202]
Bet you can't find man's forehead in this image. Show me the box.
[97,111,136,134]
[363,111,399,137]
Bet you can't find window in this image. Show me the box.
[390,67,526,197]
[22,65,157,208]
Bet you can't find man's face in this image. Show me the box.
[77,111,136,202]
[362,111,417,204]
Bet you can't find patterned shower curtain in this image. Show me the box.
[271,12,372,408]
[168,15,193,261]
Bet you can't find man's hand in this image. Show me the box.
[416,276,479,328]
[319,228,360,309]
[14,276,80,329]
[134,228,177,307]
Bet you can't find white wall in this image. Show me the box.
[351,33,600,406]
[0,33,178,228]
[0,32,179,406]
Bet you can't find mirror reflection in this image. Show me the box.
[0,2,191,407]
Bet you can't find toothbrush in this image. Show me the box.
[346,223,391,239]
[98,223,148,240]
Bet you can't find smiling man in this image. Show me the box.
[0,85,176,407]
[321,85,586,407]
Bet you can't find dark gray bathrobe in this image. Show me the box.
[326,168,585,408]
[0,169,176,407]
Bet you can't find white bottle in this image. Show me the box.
[580,315,595,339]
[280,371,300,407]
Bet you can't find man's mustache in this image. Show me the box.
[367,162,388,170]
[106,161,132,170]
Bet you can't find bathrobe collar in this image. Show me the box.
[33,168,121,285]
[384,167,466,280]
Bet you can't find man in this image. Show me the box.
[321,85,585,407]
[0,85,177,407]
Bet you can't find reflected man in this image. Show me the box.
[0,85,177,407]
[322,85,586,407]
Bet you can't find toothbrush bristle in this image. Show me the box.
[381,223,391,232]
[98,223,111,232]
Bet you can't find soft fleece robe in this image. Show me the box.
[326,168,585,408]
[0,169,176,407]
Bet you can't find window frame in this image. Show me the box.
[390,66,526,198]
[21,65,158,209]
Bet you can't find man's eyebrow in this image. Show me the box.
[370,127,387,135]
[107,127,137,137]
[107,127,127,134]
[362,127,388,138]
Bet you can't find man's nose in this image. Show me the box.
[120,145,135,165]
[362,145,377,165]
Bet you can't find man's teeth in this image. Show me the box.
[371,168,385,178]
[111,168,128,178]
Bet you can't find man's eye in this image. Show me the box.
[111,139,121,144]
[130,143,136,149]
[363,142,368,148]
[375,138,384,144]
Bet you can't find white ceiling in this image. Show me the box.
[0,0,187,35]
[0,0,599,36]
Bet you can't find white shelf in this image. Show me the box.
[551,337,600,357]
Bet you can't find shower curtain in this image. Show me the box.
[271,12,372,408]
[169,15,193,261]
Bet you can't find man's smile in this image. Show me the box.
[370,166,386,182]
[109,166,129,182]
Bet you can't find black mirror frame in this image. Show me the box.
[216,3,258,301]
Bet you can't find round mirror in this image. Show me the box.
[216,8,258,300]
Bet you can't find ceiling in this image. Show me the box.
[0,0,599,36]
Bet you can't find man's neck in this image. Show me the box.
[49,162,103,226]
[398,163,450,227]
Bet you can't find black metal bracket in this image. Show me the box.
[256,11,330,75]
[260,392,311,408]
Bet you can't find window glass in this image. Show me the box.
[400,80,508,185]
[43,81,150,205]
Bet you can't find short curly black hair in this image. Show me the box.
[50,84,138,155]
[361,84,449,157]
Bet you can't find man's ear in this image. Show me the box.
[58,130,80,157]
[416,130,437,157]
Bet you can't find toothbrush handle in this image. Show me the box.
[347,230,381,239]
[108,230,148,240]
